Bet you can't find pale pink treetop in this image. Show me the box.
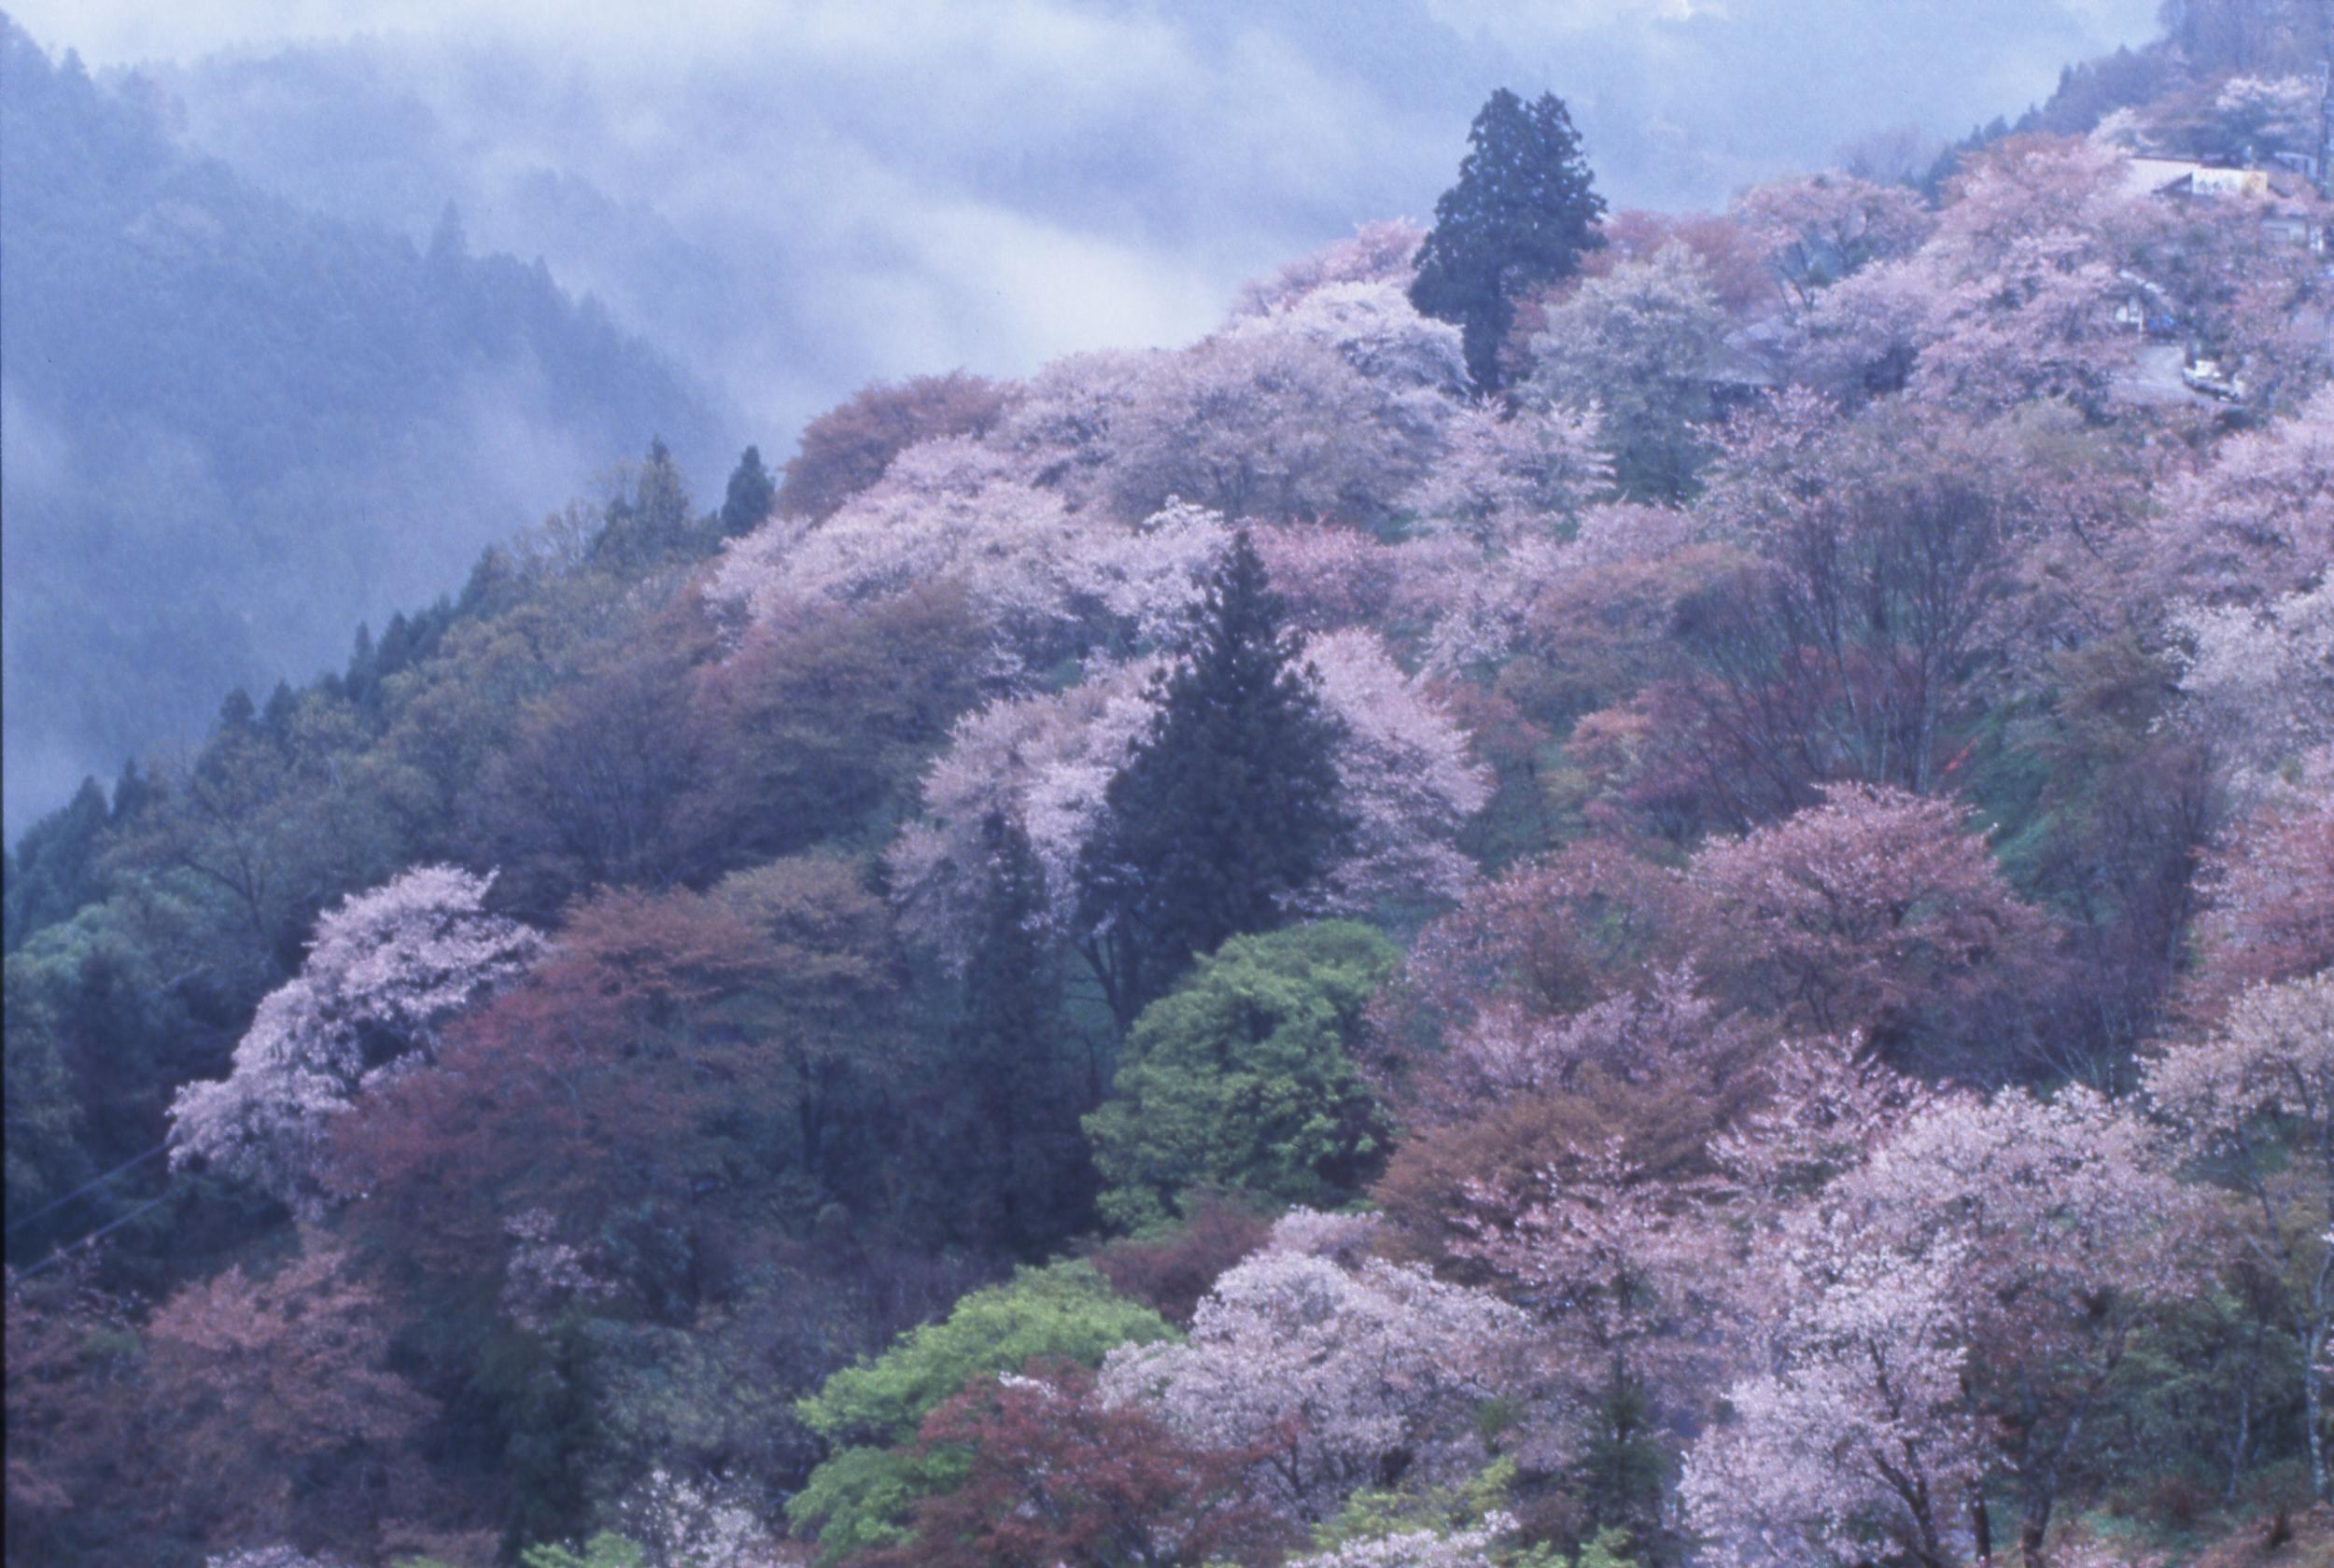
[888,656,1167,960]
[706,437,1230,672]
[1399,399,1610,549]
[2146,386,2334,606]
[1680,1233,1982,1568]
[168,865,541,1214]
[1104,327,1428,523]
[1305,628,1494,912]
[2172,577,2334,787]
[1688,1085,2188,1567]
[1237,218,1429,316]
[2145,972,2334,1154]
[1099,1249,1533,1521]
[891,631,1488,965]
[1407,966,1730,1130]
[1731,170,1935,310]
[1230,278,1469,398]
[990,345,1165,510]
[1285,1518,1514,1568]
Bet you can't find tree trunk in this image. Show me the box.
[2308,1320,2328,1503]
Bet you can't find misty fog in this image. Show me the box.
[2,0,2158,831]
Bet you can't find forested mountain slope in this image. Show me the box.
[0,17,728,833]
[6,13,2334,1568]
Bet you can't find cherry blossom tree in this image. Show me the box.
[168,864,541,1214]
[1582,206,1776,316]
[1732,172,1934,310]
[1684,783,2057,1073]
[2172,579,2334,787]
[1455,1136,1736,1545]
[1306,630,1493,912]
[1400,400,1610,549]
[991,346,1164,510]
[1232,278,1469,398]
[1239,218,1428,315]
[1828,1088,2194,1561]
[1680,1237,1982,1568]
[889,657,1167,965]
[2205,74,2321,161]
[1689,1085,2192,1566]
[1104,328,1425,523]
[1285,1512,1522,1568]
[1366,842,1687,1085]
[2144,387,2334,607]
[1403,966,1736,1133]
[891,634,1487,972]
[2146,973,2334,1500]
[1767,137,2155,420]
[1250,521,1409,634]
[2185,751,2334,1014]
[1771,257,1933,402]
[1099,1247,1535,1522]
[606,1466,785,1568]
[1529,244,1730,501]
[776,370,1016,523]
[708,438,1228,674]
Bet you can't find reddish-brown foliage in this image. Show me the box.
[2186,767,2334,1021]
[868,1361,1291,1568]
[332,866,907,1299]
[144,1238,438,1558]
[1090,1195,1275,1327]
[778,371,1017,523]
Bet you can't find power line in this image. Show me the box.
[12,1194,177,1280]
[4,1143,168,1235]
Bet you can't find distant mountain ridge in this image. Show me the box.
[0,14,731,833]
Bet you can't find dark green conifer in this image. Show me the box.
[951,809,1088,1255]
[2,776,110,952]
[1076,530,1351,1029]
[1411,87,1606,391]
[719,443,777,538]
[590,436,696,570]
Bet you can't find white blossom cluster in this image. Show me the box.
[169,865,541,1214]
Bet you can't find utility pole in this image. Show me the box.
[2320,52,2333,200]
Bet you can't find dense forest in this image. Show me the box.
[6,1,2334,1565]
[0,16,728,833]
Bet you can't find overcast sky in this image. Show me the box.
[9,0,2166,445]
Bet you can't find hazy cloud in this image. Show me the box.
[13,0,2161,457]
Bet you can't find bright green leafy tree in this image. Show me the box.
[1085,920,1399,1233]
[787,1262,1174,1561]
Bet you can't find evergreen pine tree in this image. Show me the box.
[216,686,258,734]
[1411,87,1606,391]
[260,679,299,737]
[108,759,156,828]
[590,436,696,569]
[719,443,777,538]
[1076,530,1351,1029]
[1,776,110,951]
[950,810,1090,1256]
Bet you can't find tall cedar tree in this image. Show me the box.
[1411,87,1606,391]
[950,810,1091,1256]
[1077,531,1351,1029]
[719,443,778,538]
